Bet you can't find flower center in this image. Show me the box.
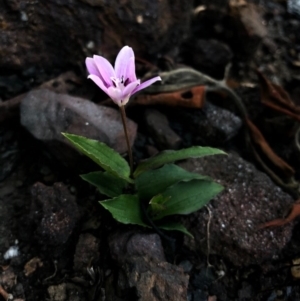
[111,76,126,90]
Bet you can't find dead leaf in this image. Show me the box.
[257,70,300,122]
[260,200,300,228]
[24,257,43,276]
[246,118,295,177]
[134,86,206,108]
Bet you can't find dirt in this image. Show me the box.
[2,0,300,301]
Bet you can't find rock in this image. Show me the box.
[109,231,166,263]
[145,109,182,150]
[0,0,192,72]
[20,89,137,164]
[170,102,242,146]
[0,72,81,123]
[29,182,80,246]
[73,233,100,274]
[178,260,193,273]
[183,39,233,79]
[121,256,189,301]
[179,152,294,266]
[48,284,67,301]
[190,267,217,301]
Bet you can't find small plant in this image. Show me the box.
[63,46,225,237]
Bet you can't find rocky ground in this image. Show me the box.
[1,0,300,300]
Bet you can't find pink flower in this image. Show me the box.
[86,46,161,106]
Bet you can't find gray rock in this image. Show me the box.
[20,89,137,161]
[179,152,294,266]
[109,231,166,263]
[29,182,80,246]
[122,256,189,301]
[202,102,242,142]
[145,109,181,150]
[171,102,242,146]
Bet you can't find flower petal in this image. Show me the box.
[88,74,109,94]
[86,58,101,77]
[93,55,115,86]
[132,76,161,95]
[126,57,137,83]
[107,87,123,106]
[122,80,140,100]
[114,46,134,79]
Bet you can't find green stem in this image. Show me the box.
[119,105,134,177]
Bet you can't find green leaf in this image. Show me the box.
[158,222,194,238]
[100,195,149,227]
[147,194,170,218]
[81,171,128,197]
[152,179,223,220]
[136,164,210,200]
[134,146,226,177]
[62,133,132,183]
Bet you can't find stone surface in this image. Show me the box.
[73,233,100,274]
[48,284,67,301]
[184,39,233,79]
[109,231,166,263]
[170,102,242,146]
[179,152,294,266]
[20,89,137,158]
[29,182,80,246]
[0,0,192,72]
[145,109,182,150]
[121,256,189,301]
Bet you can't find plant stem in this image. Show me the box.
[119,105,134,177]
